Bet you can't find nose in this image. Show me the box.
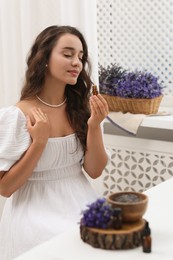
[71,56,81,67]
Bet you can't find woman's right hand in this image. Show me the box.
[26,107,50,145]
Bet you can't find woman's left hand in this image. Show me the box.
[88,94,109,128]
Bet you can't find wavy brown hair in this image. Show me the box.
[20,25,93,152]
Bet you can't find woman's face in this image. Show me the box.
[47,33,84,85]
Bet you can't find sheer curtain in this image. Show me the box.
[0,0,98,107]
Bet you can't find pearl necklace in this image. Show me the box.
[36,95,67,108]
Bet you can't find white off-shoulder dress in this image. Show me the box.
[0,106,97,260]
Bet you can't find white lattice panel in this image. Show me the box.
[101,146,173,196]
[97,0,173,95]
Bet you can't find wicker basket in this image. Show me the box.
[102,94,163,114]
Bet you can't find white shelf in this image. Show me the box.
[103,95,173,142]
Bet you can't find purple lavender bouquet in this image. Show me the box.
[80,198,113,229]
[99,63,164,99]
[99,63,126,96]
[116,71,163,99]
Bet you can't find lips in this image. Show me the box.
[68,70,79,77]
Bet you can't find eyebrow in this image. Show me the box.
[62,47,83,54]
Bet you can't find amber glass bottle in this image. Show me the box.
[142,221,152,253]
[92,85,98,95]
[112,207,122,229]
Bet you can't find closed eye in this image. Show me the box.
[64,54,72,58]
[64,54,83,62]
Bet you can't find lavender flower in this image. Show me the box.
[99,64,164,98]
[81,198,113,229]
[99,63,126,96]
[116,71,163,98]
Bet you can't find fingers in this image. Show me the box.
[26,108,50,144]
[90,94,109,116]
[31,107,48,121]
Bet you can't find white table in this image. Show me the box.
[15,177,173,260]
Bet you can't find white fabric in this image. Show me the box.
[0,106,31,170]
[0,106,97,260]
[107,112,146,135]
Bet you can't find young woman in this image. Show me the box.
[0,25,109,259]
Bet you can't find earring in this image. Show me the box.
[45,64,48,67]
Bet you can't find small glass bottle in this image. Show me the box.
[142,220,152,253]
[92,85,98,95]
[111,207,122,229]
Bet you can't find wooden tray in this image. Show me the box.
[80,219,145,250]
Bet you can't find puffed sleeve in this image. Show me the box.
[0,106,31,171]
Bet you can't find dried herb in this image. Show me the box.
[99,64,164,98]
[81,198,113,229]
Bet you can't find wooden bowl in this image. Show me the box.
[107,191,148,222]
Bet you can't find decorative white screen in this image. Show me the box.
[102,146,173,196]
[97,0,173,95]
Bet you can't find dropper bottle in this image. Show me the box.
[142,220,152,253]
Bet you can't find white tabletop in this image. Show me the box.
[15,177,173,260]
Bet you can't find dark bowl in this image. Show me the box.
[107,191,148,222]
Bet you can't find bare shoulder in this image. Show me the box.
[16,99,37,116]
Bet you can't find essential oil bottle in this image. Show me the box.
[92,85,98,95]
[142,220,152,253]
[112,207,122,229]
